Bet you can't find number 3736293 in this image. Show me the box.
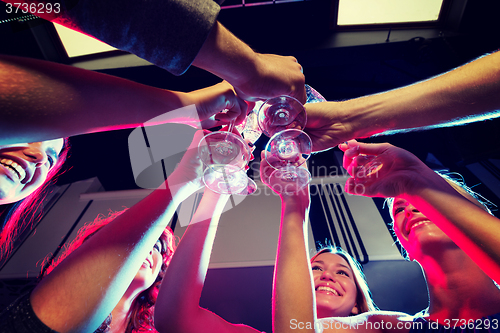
[6,2,61,14]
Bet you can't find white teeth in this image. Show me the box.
[0,158,26,181]
[411,220,429,230]
[317,286,339,296]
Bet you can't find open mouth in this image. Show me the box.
[316,286,340,296]
[143,258,152,268]
[0,158,26,182]
[406,218,431,235]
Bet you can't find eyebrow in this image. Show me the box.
[47,147,59,159]
[312,260,353,272]
[393,199,407,206]
[337,263,353,272]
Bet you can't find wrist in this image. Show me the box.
[342,96,392,139]
[167,177,202,204]
[282,195,310,216]
[400,166,445,200]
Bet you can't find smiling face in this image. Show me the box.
[391,197,454,261]
[312,252,359,318]
[0,139,64,205]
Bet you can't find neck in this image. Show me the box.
[418,247,500,321]
[109,288,141,333]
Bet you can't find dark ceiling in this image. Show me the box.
[1,0,500,206]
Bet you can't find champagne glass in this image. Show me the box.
[198,122,251,173]
[257,96,306,138]
[264,129,312,194]
[198,121,253,194]
[236,101,263,145]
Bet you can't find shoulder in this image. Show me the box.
[0,292,56,333]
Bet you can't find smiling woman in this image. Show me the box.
[41,209,176,333]
[310,247,377,319]
[333,140,500,333]
[0,131,206,333]
[0,138,69,258]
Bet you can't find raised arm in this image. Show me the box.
[2,0,306,103]
[306,51,500,152]
[0,55,246,144]
[26,131,205,332]
[339,140,500,283]
[258,155,315,333]
[154,188,260,333]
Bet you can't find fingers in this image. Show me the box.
[214,94,247,126]
[338,139,358,152]
[340,140,393,156]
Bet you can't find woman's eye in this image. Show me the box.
[47,156,55,168]
[153,242,162,252]
[312,266,323,271]
[337,270,349,277]
[394,207,405,215]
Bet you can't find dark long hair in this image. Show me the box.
[0,138,70,258]
[43,209,176,333]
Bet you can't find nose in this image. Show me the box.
[405,205,420,218]
[320,269,336,282]
[23,144,47,167]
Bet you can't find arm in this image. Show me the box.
[0,55,246,144]
[306,51,500,152]
[339,140,500,283]
[154,188,260,333]
[273,195,315,333]
[259,156,315,333]
[2,0,220,76]
[29,131,205,333]
[193,21,306,103]
[2,0,306,103]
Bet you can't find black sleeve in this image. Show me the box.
[39,0,220,75]
[0,293,57,333]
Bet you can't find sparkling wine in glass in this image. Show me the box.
[264,129,312,194]
[257,96,306,138]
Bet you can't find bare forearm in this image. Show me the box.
[404,169,500,282]
[192,22,306,103]
[193,22,256,87]
[348,51,500,138]
[155,190,229,333]
[274,198,315,333]
[30,179,194,332]
[0,55,190,144]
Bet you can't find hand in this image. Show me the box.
[187,81,249,129]
[259,151,310,208]
[339,140,430,198]
[219,124,256,163]
[304,101,356,153]
[232,53,306,104]
[167,130,207,196]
